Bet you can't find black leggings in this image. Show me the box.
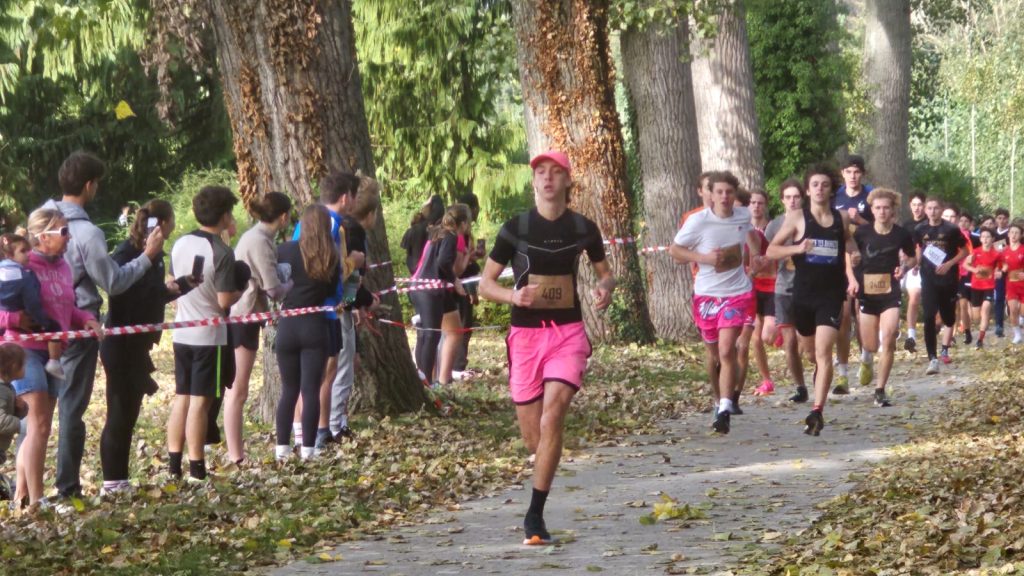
[275,314,328,447]
[923,281,958,358]
[99,340,152,481]
[409,290,446,381]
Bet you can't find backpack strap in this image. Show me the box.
[498,211,531,255]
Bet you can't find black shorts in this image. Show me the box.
[971,288,994,307]
[174,343,228,398]
[229,322,262,351]
[858,295,901,316]
[325,318,343,356]
[755,290,775,317]
[958,275,973,299]
[792,296,843,338]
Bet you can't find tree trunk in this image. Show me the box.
[621,21,702,341]
[207,0,427,419]
[863,0,912,199]
[511,0,655,345]
[690,0,765,192]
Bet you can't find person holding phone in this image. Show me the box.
[166,186,242,483]
[99,200,199,494]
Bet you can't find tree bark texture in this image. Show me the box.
[863,0,912,201]
[511,0,655,345]
[621,20,703,341]
[207,0,427,419]
[690,0,765,192]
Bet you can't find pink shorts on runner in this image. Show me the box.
[692,292,755,344]
[506,321,592,404]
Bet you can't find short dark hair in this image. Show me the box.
[0,343,25,383]
[708,171,740,192]
[779,177,806,198]
[734,187,751,206]
[910,190,927,204]
[803,163,837,191]
[251,191,292,223]
[996,207,1010,218]
[841,154,866,171]
[319,171,360,205]
[961,211,973,223]
[457,192,479,213]
[58,151,105,196]
[192,186,238,227]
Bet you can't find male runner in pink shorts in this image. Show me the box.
[670,171,764,435]
[480,150,614,546]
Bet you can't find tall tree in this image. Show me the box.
[511,0,655,344]
[690,0,765,191]
[150,0,427,415]
[863,0,912,197]
[620,18,702,340]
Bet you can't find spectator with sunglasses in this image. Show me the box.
[41,151,165,500]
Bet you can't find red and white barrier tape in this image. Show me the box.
[367,261,392,270]
[2,306,337,343]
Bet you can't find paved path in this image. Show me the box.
[273,356,971,576]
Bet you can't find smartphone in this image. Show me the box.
[146,217,158,233]
[191,255,205,278]
[476,238,486,253]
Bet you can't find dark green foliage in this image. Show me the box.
[747,0,851,191]
[910,158,981,215]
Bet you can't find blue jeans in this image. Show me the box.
[56,338,99,498]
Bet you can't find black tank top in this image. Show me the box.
[793,207,847,299]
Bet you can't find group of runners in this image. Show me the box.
[472,150,1022,545]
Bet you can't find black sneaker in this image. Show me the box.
[314,429,335,449]
[713,410,730,434]
[996,326,1005,338]
[804,410,824,436]
[976,340,984,350]
[523,513,552,545]
[789,386,809,403]
[964,331,973,345]
[335,426,354,440]
[873,389,892,407]
[729,403,743,415]
[903,337,916,353]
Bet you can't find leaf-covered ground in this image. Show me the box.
[0,331,706,575]
[741,345,1024,576]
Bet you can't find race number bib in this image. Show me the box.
[806,239,839,265]
[716,244,743,273]
[863,273,892,296]
[1010,269,1024,282]
[974,266,993,280]
[923,244,947,267]
[528,274,575,309]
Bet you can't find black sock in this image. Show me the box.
[730,390,741,404]
[941,345,949,355]
[527,488,549,518]
[189,459,207,480]
[169,452,183,477]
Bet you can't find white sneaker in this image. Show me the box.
[44,359,65,379]
[926,359,940,375]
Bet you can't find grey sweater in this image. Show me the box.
[0,381,20,465]
[41,200,152,315]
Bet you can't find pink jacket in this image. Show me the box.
[8,251,94,352]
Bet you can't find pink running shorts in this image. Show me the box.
[692,292,755,344]
[506,321,591,404]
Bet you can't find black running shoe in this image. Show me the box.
[976,339,984,350]
[713,410,730,434]
[996,326,1005,338]
[789,386,809,403]
[729,404,744,415]
[335,426,354,440]
[873,389,892,407]
[964,331,973,345]
[523,513,552,545]
[804,410,824,436]
[903,337,916,353]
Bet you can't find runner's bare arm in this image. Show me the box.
[746,230,767,273]
[936,245,968,276]
[480,258,538,307]
[591,259,615,311]
[669,244,718,266]
[766,211,808,260]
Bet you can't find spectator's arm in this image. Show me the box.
[80,226,151,296]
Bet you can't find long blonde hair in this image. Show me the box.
[299,205,339,283]
[26,208,66,247]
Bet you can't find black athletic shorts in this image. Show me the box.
[858,295,901,316]
[959,275,973,299]
[970,288,994,307]
[174,343,227,398]
[792,296,843,338]
[325,318,343,356]
[229,322,263,352]
[755,290,775,317]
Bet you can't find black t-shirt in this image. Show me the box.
[277,241,341,311]
[416,232,459,283]
[854,224,915,299]
[914,221,966,287]
[489,209,605,328]
[340,215,375,309]
[902,216,926,232]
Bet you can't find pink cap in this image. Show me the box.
[529,150,571,175]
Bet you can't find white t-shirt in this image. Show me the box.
[171,231,236,346]
[674,206,753,297]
